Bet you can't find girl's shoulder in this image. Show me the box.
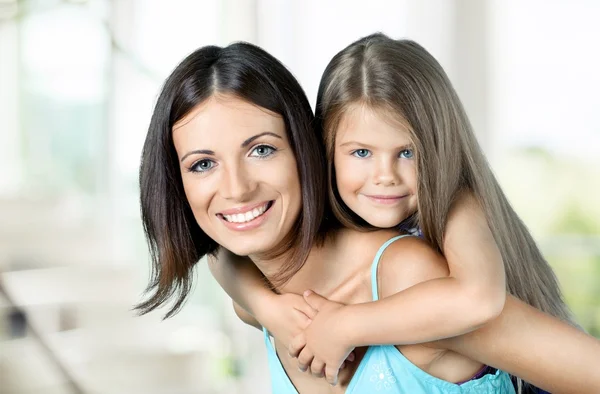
[446,189,486,231]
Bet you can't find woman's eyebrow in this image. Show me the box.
[180,149,214,162]
[241,132,282,148]
[180,132,282,162]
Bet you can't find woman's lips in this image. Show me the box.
[217,200,274,231]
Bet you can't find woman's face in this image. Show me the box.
[172,94,302,258]
[334,104,418,228]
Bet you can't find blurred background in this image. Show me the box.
[0,0,598,393]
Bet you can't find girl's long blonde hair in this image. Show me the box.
[316,33,578,393]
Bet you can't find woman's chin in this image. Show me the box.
[221,241,270,258]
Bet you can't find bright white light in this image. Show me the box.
[21,6,109,101]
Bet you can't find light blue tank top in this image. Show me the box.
[263,235,516,393]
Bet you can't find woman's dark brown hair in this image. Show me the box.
[136,42,329,318]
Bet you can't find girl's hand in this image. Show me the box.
[257,292,318,349]
[288,290,356,386]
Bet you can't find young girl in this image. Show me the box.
[208,34,585,392]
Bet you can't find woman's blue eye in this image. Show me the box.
[250,145,276,158]
[191,159,215,173]
[399,149,414,159]
[352,149,371,158]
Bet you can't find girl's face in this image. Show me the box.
[172,94,302,258]
[334,104,418,228]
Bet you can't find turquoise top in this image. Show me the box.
[263,234,516,393]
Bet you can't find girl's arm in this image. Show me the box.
[207,248,271,316]
[232,300,261,329]
[346,192,506,345]
[293,194,505,375]
[439,294,600,394]
[294,234,600,392]
[208,248,315,345]
[295,232,468,380]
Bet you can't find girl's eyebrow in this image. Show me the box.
[339,141,414,151]
[339,141,376,148]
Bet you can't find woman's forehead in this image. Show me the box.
[173,94,283,131]
[172,95,288,155]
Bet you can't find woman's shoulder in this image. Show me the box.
[327,228,405,269]
[329,229,450,297]
[376,235,450,298]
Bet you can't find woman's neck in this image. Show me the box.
[247,225,306,283]
[248,248,295,284]
[274,229,361,297]
[247,230,340,294]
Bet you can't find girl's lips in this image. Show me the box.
[364,194,408,205]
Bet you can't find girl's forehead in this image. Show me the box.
[336,103,413,140]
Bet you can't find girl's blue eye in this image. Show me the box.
[190,159,215,173]
[399,149,414,159]
[250,145,276,158]
[352,149,371,158]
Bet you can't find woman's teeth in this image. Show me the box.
[222,203,269,223]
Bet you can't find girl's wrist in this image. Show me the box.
[340,303,373,347]
[337,304,361,348]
